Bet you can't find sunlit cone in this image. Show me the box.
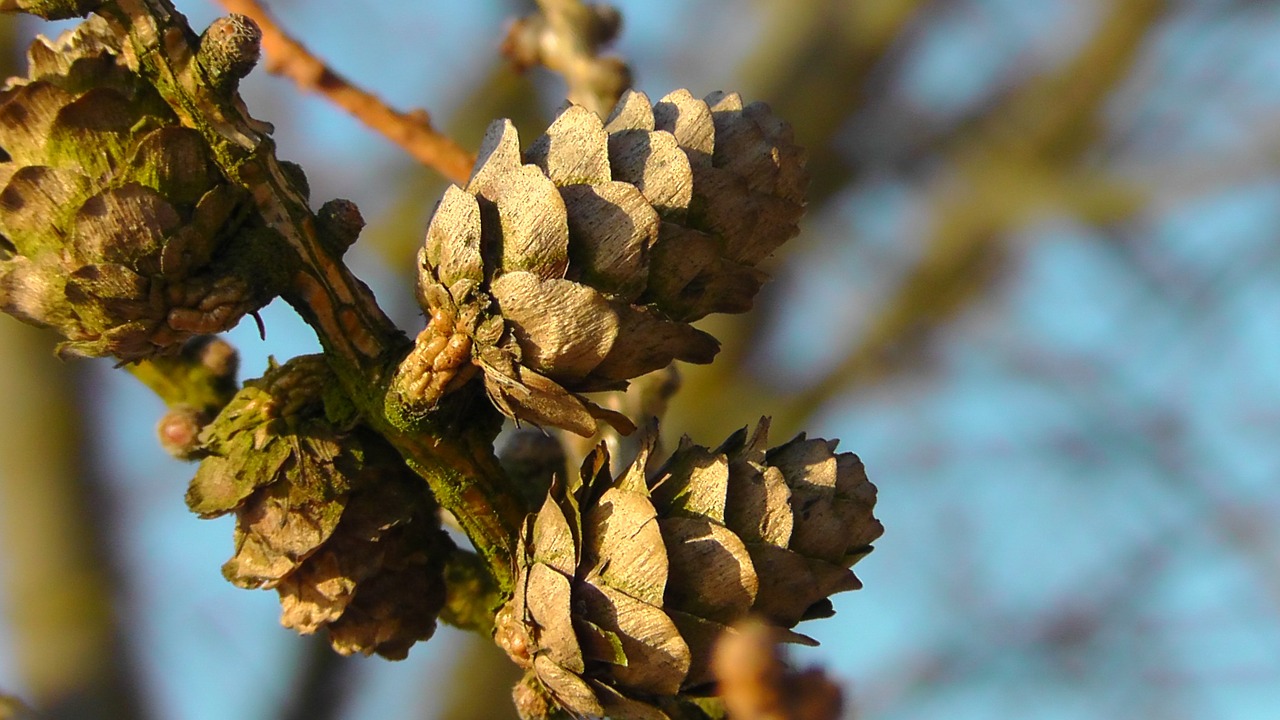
[494,419,881,719]
[404,89,808,436]
[187,356,451,659]
[0,17,278,361]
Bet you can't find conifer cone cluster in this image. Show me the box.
[0,16,276,361]
[187,356,452,659]
[495,420,882,719]
[405,88,807,436]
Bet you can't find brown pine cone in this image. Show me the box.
[187,355,451,659]
[0,16,278,361]
[495,420,881,719]
[399,89,808,436]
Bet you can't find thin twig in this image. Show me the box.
[502,0,630,117]
[214,0,475,184]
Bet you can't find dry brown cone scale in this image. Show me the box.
[187,356,453,659]
[496,420,882,719]
[0,16,280,362]
[397,88,808,437]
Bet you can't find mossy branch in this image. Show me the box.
[71,0,522,588]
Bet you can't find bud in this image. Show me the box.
[157,404,205,460]
[316,198,364,255]
[401,89,808,436]
[187,356,451,658]
[197,14,263,94]
[0,17,278,362]
[192,335,240,383]
[496,420,880,718]
[712,620,844,720]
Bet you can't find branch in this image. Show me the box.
[277,636,355,720]
[88,0,522,588]
[501,0,629,117]
[213,0,475,184]
[764,0,1166,429]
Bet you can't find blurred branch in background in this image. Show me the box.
[434,632,522,720]
[215,0,475,183]
[669,0,931,439]
[0,692,37,720]
[766,0,1164,429]
[0,325,150,720]
[674,0,1164,438]
[277,636,356,720]
[501,0,630,117]
[740,0,929,203]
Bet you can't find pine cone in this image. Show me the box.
[402,89,808,436]
[495,420,881,719]
[187,355,451,659]
[0,17,277,361]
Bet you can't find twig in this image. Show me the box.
[214,0,475,184]
[501,0,630,117]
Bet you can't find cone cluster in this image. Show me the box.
[187,355,451,659]
[0,17,275,361]
[495,420,882,719]
[407,88,808,435]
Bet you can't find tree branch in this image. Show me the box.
[213,0,475,183]
[501,0,629,117]
[91,0,521,589]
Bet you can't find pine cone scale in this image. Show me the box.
[0,18,278,361]
[406,88,808,436]
[188,356,453,658]
[503,422,879,717]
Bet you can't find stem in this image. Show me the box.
[441,548,506,635]
[96,0,521,589]
[504,0,629,117]
[126,336,239,416]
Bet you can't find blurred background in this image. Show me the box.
[3,0,1280,718]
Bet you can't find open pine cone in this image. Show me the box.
[495,420,882,719]
[0,16,277,361]
[401,89,808,436]
[187,355,452,659]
